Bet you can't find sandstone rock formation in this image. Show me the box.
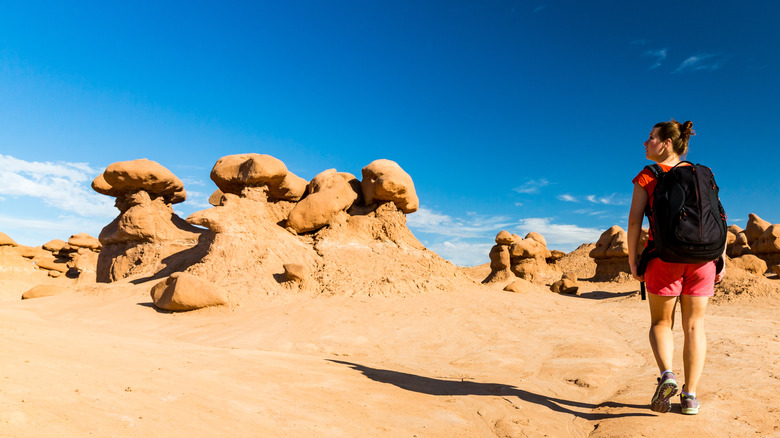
[21,284,68,300]
[0,232,17,246]
[483,231,557,284]
[550,274,579,295]
[751,224,780,268]
[504,278,534,293]
[210,153,307,201]
[727,225,752,258]
[361,159,419,214]
[744,214,771,247]
[730,255,767,276]
[287,169,361,233]
[93,159,211,282]
[150,272,228,311]
[589,226,644,281]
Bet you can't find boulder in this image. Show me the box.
[0,232,18,246]
[361,159,419,213]
[42,239,67,252]
[283,263,307,282]
[504,278,534,293]
[287,169,360,233]
[21,284,68,299]
[772,265,780,277]
[550,276,579,295]
[34,256,69,273]
[728,231,752,258]
[495,230,515,245]
[730,255,767,276]
[150,272,228,311]
[210,153,306,201]
[483,242,513,284]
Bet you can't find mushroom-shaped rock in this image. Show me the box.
[525,232,547,248]
[210,153,306,201]
[94,158,186,204]
[728,231,752,258]
[68,233,101,250]
[42,239,67,253]
[361,159,419,213]
[589,226,631,280]
[504,278,534,293]
[744,214,771,246]
[150,272,228,311]
[483,243,514,284]
[21,284,68,300]
[287,169,360,233]
[547,250,566,263]
[0,232,18,246]
[34,256,69,273]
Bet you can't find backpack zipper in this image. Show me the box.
[693,166,702,239]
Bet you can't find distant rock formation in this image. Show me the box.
[150,272,228,311]
[483,231,557,285]
[0,232,18,246]
[93,159,211,282]
[589,226,646,281]
[742,214,780,269]
[361,159,419,213]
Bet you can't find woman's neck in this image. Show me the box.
[655,152,681,167]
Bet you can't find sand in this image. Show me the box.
[2,269,779,437]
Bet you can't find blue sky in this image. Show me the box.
[1,1,778,266]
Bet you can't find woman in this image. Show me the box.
[627,120,725,415]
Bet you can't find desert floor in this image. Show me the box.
[1,271,779,438]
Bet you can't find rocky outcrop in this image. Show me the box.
[751,224,780,268]
[483,231,557,284]
[21,284,68,300]
[0,232,18,246]
[730,255,767,276]
[93,159,211,282]
[287,169,361,233]
[210,153,307,201]
[550,274,579,295]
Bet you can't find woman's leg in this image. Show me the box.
[648,294,679,373]
[680,295,709,393]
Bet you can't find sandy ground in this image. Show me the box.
[2,271,779,438]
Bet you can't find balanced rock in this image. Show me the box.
[509,234,553,281]
[287,169,360,233]
[94,161,209,282]
[483,235,514,284]
[150,272,228,311]
[751,224,780,267]
[210,153,307,201]
[0,232,17,246]
[361,159,419,213]
[93,158,186,204]
[42,239,67,253]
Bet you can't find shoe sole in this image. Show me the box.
[650,381,678,413]
[681,406,699,415]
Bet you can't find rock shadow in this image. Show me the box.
[328,360,654,421]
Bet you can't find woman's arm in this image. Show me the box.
[627,182,648,281]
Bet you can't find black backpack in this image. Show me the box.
[638,161,727,274]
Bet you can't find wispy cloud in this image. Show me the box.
[424,240,493,267]
[674,53,723,73]
[558,194,578,203]
[585,193,627,206]
[0,154,115,217]
[513,179,549,194]
[645,48,667,69]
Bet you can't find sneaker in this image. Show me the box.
[681,392,700,415]
[650,371,678,413]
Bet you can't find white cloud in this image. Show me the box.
[646,48,667,69]
[407,207,513,238]
[515,217,602,250]
[0,213,109,246]
[425,240,493,267]
[674,54,722,73]
[0,154,115,217]
[513,179,549,194]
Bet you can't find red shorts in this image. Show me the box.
[645,258,716,297]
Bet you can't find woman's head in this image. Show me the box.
[653,119,695,157]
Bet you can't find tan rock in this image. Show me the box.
[745,213,771,246]
[731,255,767,276]
[482,244,514,284]
[208,189,225,206]
[209,153,304,201]
[728,232,752,258]
[510,238,549,259]
[34,256,69,273]
[0,232,18,246]
[504,278,534,293]
[551,277,579,295]
[287,169,360,233]
[96,158,186,203]
[150,272,228,311]
[547,250,566,263]
[361,159,419,213]
[283,263,307,282]
[772,265,780,277]
[267,172,308,202]
[590,226,631,281]
[21,284,68,300]
[42,239,67,252]
[495,230,514,245]
[68,233,101,250]
[525,232,547,247]
[752,224,780,255]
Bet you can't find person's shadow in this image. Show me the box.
[328,360,654,420]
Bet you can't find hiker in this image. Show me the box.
[627,119,726,415]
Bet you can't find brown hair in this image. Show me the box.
[654,119,695,156]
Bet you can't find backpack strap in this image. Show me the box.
[637,240,656,277]
[642,164,664,218]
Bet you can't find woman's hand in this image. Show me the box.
[630,262,645,282]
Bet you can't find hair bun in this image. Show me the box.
[681,120,695,138]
